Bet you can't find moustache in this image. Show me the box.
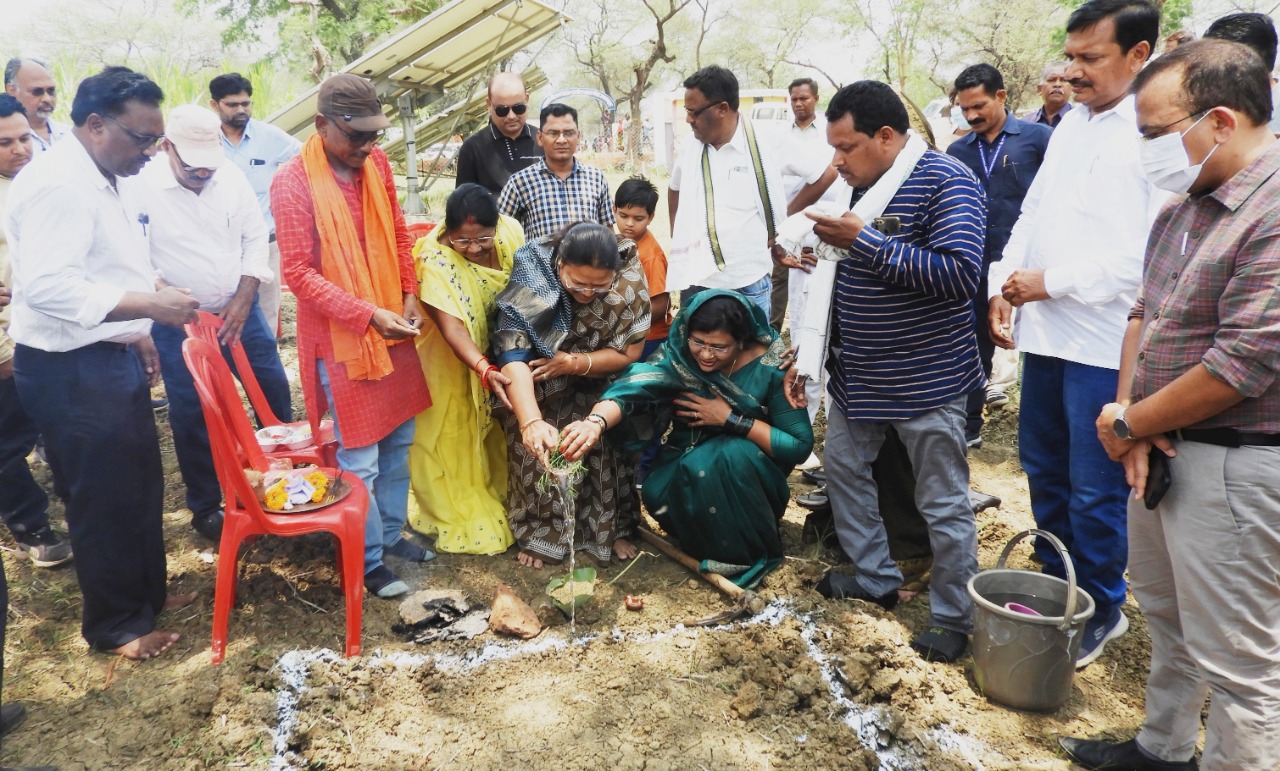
[1068,78,1091,89]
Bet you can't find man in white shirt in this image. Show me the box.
[135,105,291,543]
[6,66,199,660]
[988,0,1165,669]
[667,65,830,315]
[4,59,70,153]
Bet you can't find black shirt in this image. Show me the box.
[455,122,543,195]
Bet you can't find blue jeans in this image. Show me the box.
[1019,353,1129,619]
[316,361,414,574]
[681,274,772,317]
[0,372,51,536]
[152,300,292,518]
[825,396,977,633]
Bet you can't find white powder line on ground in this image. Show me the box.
[267,600,995,770]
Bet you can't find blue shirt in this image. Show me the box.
[828,149,986,420]
[947,113,1050,266]
[219,118,302,236]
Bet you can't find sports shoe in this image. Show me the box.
[984,386,1009,409]
[911,626,969,663]
[364,565,409,598]
[815,571,899,610]
[384,537,436,563]
[797,452,822,471]
[14,527,73,568]
[1076,607,1130,668]
[1059,737,1198,770]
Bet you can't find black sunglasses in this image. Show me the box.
[493,102,528,118]
[325,115,384,146]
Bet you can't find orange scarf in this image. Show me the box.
[301,135,406,380]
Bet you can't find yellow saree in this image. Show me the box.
[407,216,523,553]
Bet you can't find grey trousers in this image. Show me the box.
[825,395,977,633]
[1131,440,1280,770]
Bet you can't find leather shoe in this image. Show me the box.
[192,510,224,541]
[1059,737,1198,770]
[0,703,28,739]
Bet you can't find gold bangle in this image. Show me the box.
[519,417,543,431]
[584,352,594,375]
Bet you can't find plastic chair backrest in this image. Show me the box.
[406,222,436,242]
[183,338,275,482]
[184,311,284,426]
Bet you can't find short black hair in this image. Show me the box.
[0,94,27,118]
[443,183,499,232]
[539,102,578,127]
[1205,12,1278,72]
[684,66,740,111]
[687,295,756,347]
[209,73,254,102]
[614,176,658,215]
[825,80,910,137]
[552,222,627,272]
[788,78,819,97]
[1132,38,1272,128]
[1066,0,1159,58]
[954,63,1005,96]
[69,66,164,127]
[4,58,49,88]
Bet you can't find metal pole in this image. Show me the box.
[399,93,425,216]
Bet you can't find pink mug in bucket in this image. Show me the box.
[1004,602,1043,617]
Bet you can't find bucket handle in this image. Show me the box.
[997,529,1078,633]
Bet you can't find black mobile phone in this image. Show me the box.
[872,216,902,235]
[1144,446,1172,510]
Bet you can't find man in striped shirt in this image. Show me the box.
[794,81,985,664]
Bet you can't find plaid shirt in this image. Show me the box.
[1130,140,1280,432]
[498,159,615,240]
[271,146,431,448]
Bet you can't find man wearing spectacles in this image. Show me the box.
[6,66,201,661]
[4,59,69,153]
[271,73,434,601]
[498,103,614,240]
[456,72,543,196]
[133,105,290,544]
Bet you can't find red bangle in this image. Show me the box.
[479,365,499,390]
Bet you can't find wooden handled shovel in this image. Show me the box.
[636,526,766,625]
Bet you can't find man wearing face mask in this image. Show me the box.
[1065,38,1280,771]
[988,0,1168,670]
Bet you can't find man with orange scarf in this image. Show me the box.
[271,74,433,599]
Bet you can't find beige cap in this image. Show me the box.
[165,105,224,169]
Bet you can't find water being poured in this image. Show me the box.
[541,450,586,636]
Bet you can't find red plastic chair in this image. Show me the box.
[183,337,366,665]
[405,222,436,242]
[185,311,337,467]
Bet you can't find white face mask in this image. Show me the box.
[1140,110,1220,194]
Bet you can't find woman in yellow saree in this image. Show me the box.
[408,184,523,553]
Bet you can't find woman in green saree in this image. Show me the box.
[559,290,814,588]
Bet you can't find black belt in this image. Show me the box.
[86,341,131,352]
[1173,427,1280,448]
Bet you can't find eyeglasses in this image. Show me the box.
[541,129,579,141]
[449,235,495,250]
[685,101,725,119]
[493,102,528,118]
[27,86,55,97]
[688,337,735,355]
[102,114,164,149]
[325,115,384,146]
[1140,110,1207,142]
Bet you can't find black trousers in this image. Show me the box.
[0,372,50,535]
[14,343,166,649]
[965,273,996,441]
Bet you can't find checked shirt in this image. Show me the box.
[498,158,614,240]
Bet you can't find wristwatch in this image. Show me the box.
[1112,407,1134,441]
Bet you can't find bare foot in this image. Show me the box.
[163,592,199,611]
[898,588,921,604]
[612,538,638,561]
[111,630,181,660]
[517,551,545,569]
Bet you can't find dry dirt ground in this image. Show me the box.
[1,301,1159,770]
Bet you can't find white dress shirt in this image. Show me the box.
[773,117,844,205]
[134,153,271,312]
[5,137,154,350]
[31,119,70,153]
[670,117,788,289]
[990,95,1168,369]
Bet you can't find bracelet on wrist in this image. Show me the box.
[724,412,755,437]
[472,355,489,373]
[584,352,594,375]
[587,412,608,430]
[479,365,499,391]
[519,417,544,431]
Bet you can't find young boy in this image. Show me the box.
[614,177,669,359]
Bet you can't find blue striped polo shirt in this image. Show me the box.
[827,149,987,420]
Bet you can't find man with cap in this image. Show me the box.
[271,74,433,599]
[133,104,291,542]
[455,71,543,196]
